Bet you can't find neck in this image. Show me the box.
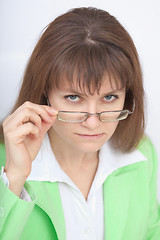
[48,128,99,200]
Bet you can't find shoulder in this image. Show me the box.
[137,135,157,161]
[137,135,158,177]
[137,135,156,155]
[0,142,6,169]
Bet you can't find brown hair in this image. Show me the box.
[0,7,145,152]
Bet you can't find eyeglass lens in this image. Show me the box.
[57,110,129,122]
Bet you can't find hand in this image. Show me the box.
[3,101,58,193]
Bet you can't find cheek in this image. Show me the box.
[50,101,61,111]
[52,120,65,130]
[51,120,74,136]
[104,121,119,137]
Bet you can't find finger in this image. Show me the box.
[6,122,40,144]
[20,102,58,123]
[38,115,57,137]
[44,105,58,116]
[20,102,58,116]
[13,110,42,132]
[4,102,57,126]
[4,104,56,132]
[4,109,42,133]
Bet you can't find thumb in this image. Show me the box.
[40,113,57,136]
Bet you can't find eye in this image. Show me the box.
[104,94,119,102]
[64,95,80,102]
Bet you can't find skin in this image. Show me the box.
[3,76,125,199]
[3,102,58,196]
[48,78,126,199]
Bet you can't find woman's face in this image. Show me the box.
[48,77,126,154]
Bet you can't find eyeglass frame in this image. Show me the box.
[53,99,135,123]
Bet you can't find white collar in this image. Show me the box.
[99,141,147,175]
[27,134,147,183]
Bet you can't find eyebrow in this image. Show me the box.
[62,88,125,96]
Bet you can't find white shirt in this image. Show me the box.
[1,134,147,240]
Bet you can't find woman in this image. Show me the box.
[0,7,160,240]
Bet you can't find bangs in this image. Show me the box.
[48,41,134,95]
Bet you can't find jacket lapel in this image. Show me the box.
[29,167,138,240]
[29,181,66,240]
[103,163,139,240]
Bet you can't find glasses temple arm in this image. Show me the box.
[128,99,135,114]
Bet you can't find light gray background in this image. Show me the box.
[0,0,160,201]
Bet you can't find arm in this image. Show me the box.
[0,102,57,239]
[1,166,32,201]
[146,143,160,239]
[0,144,35,239]
[139,137,160,239]
[0,177,36,240]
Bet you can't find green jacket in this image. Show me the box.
[0,137,160,240]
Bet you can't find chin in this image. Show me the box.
[75,142,105,153]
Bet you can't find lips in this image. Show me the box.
[76,133,103,136]
[76,133,104,139]
[77,134,102,136]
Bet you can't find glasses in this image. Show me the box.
[57,100,135,123]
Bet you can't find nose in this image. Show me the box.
[81,113,101,129]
